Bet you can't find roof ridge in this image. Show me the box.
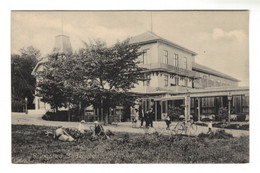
[193,62,240,82]
[129,31,197,56]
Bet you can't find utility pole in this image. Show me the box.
[228,93,232,125]
[151,12,153,32]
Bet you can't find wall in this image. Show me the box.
[136,43,158,64]
[194,71,239,88]
[157,42,194,71]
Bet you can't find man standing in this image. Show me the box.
[139,104,144,127]
[148,108,154,127]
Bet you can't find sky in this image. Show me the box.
[11,11,249,86]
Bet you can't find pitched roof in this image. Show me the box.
[31,57,48,75]
[192,62,240,82]
[129,31,197,56]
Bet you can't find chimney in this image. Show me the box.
[53,35,73,55]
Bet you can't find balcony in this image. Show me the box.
[144,85,192,93]
[139,63,200,78]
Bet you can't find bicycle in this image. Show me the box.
[173,120,198,136]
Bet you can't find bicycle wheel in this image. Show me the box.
[188,123,198,135]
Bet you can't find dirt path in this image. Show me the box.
[11,112,249,137]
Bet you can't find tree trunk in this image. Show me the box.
[104,107,109,125]
[68,103,71,122]
[81,102,85,121]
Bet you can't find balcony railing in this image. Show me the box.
[139,63,200,78]
[145,85,192,93]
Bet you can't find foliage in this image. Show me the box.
[42,111,70,121]
[198,129,233,139]
[195,122,249,131]
[12,125,249,163]
[215,107,228,121]
[35,54,71,110]
[11,46,40,111]
[168,105,183,121]
[36,39,145,122]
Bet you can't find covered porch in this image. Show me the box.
[140,87,249,122]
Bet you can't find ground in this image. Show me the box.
[11,112,249,164]
[12,124,249,163]
[12,112,249,137]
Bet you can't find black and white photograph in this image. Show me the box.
[10,10,249,164]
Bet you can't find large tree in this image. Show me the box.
[74,39,145,124]
[11,46,40,111]
[36,39,145,123]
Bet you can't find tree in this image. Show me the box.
[74,39,145,124]
[35,53,71,112]
[36,39,145,123]
[20,46,41,60]
[11,46,40,112]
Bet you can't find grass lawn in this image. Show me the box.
[12,125,249,164]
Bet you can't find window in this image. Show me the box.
[143,49,150,64]
[173,54,179,67]
[146,74,151,86]
[175,77,179,85]
[164,75,168,87]
[164,50,168,64]
[184,78,188,87]
[183,57,187,69]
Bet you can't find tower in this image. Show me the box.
[53,35,73,55]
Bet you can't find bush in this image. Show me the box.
[198,130,233,139]
[12,99,25,112]
[225,124,249,131]
[237,113,246,121]
[42,111,69,121]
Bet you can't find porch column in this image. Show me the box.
[93,108,96,121]
[155,101,158,121]
[101,107,103,122]
[197,98,201,122]
[185,95,191,122]
[160,100,163,119]
[97,108,100,121]
[228,94,232,124]
[166,100,168,117]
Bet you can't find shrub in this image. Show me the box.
[42,111,69,121]
[168,105,183,121]
[198,129,233,139]
[12,99,25,112]
[237,113,246,121]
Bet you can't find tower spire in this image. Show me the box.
[150,12,153,33]
[61,12,64,35]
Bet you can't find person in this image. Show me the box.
[54,126,74,142]
[132,109,138,128]
[139,105,144,127]
[77,120,86,134]
[207,121,213,134]
[93,121,105,136]
[148,108,154,127]
[165,115,171,130]
[144,110,150,128]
